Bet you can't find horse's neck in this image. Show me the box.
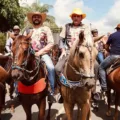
[64,55,80,81]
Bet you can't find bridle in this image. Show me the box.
[69,44,94,78]
[65,44,95,88]
[12,41,40,81]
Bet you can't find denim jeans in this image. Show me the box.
[97,51,104,64]
[99,55,120,90]
[41,54,55,93]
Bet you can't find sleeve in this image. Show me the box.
[106,35,112,45]
[59,25,66,38]
[5,38,12,52]
[46,27,54,44]
[59,25,67,49]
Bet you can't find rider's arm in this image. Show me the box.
[5,38,13,53]
[94,35,105,42]
[59,26,67,52]
[105,34,112,52]
[36,27,54,56]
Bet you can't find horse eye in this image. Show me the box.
[79,52,84,58]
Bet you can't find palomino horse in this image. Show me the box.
[11,35,48,120]
[59,30,97,120]
[106,59,120,120]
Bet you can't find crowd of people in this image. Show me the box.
[4,7,120,102]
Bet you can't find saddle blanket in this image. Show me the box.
[18,78,46,94]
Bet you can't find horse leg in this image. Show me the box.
[63,101,74,120]
[113,92,119,120]
[37,98,46,120]
[80,100,90,120]
[106,88,111,116]
[0,107,2,120]
[22,103,32,120]
[46,102,52,120]
[9,82,15,113]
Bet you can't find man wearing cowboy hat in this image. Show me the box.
[99,23,120,93]
[5,25,20,54]
[55,8,91,75]
[26,12,56,102]
[54,8,94,102]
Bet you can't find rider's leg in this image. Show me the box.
[99,55,120,91]
[55,54,69,75]
[97,51,104,64]
[41,54,55,94]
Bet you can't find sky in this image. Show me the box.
[19,0,120,34]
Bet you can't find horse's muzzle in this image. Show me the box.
[11,69,23,81]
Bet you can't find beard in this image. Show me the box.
[33,20,41,25]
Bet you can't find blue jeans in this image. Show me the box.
[97,51,104,64]
[99,55,120,90]
[41,54,55,93]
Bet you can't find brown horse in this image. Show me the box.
[0,66,9,120]
[59,30,97,120]
[11,35,48,120]
[0,55,13,120]
[106,63,120,120]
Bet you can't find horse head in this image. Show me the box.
[67,29,98,88]
[11,35,36,82]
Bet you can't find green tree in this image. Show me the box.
[0,0,25,32]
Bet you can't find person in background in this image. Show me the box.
[99,24,120,92]
[91,29,105,64]
[5,25,20,54]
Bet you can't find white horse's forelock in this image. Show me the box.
[83,26,93,47]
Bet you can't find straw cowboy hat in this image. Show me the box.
[70,8,86,19]
[27,12,46,24]
[115,23,120,29]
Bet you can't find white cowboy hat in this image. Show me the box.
[70,8,86,19]
[13,25,20,30]
[27,12,46,24]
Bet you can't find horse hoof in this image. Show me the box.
[106,111,111,117]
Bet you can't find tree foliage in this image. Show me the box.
[0,0,25,32]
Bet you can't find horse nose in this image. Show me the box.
[11,70,20,80]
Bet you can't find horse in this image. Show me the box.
[11,35,48,120]
[0,55,13,120]
[0,66,9,120]
[106,59,120,120]
[59,30,98,120]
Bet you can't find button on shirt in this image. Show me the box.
[31,26,54,51]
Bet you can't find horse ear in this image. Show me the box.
[79,30,84,45]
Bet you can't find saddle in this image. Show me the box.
[107,58,120,75]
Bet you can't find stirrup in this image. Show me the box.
[47,94,56,103]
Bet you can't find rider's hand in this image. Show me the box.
[35,52,41,57]
[59,50,66,60]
